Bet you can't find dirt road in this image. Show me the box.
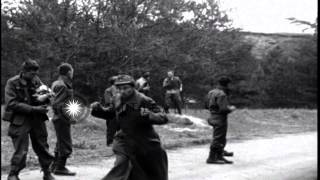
[1,132,317,180]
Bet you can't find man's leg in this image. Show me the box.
[222,120,233,156]
[29,121,55,180]
[210,122,232,164]
[101,152,132,180]
[52,120,75,176]
[163,93,171,114]
[172,93,182,115]
[7,124,30,179]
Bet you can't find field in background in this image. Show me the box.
[1,108,317,173]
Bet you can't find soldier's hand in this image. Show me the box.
[32,105,49,114]
[90,101,101,110]
[33,93,50,102]
[229,105,236,111]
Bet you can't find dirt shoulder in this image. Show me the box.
[1,132,317,180]
[1,109,317,174]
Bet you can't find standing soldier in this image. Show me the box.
[205,76,236,164]
[100,75,169,180]
[91,76,119,146]
[3,59,55,180]
[162,70,183,115]
[50,63,76,176]
[136,71,151,96]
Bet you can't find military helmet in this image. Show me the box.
[114,75,135,86]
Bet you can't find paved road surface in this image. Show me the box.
[1,132,317,180]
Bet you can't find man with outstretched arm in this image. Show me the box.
[98,75,169,180]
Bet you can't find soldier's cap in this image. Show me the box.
[22,59,40,72]
[218,76,231,85]
[114,75,135,86]
[108,76,118,85]
[58,63,73,75]
[142,72,150,78]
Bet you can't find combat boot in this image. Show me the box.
[7,170,20,180]
[223,150,234,157]
[49,154,58,172]
[43,170,55,180]
[217,153,233,164]
[206,151,225,164]
[7,174,20,180]
[53,157,76,176]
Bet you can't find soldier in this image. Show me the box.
[100,75,169,180]
[136,71,151,96]
[50,63,76,176]
[3,59,55,180]
[91,76,119,146]
[162,70,183,115]
[205,76,236,164]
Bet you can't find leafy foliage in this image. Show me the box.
[1,0,317,108]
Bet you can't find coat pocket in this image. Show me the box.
[2,110,13,122]
[11,114,25,126]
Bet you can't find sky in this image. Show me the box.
[215,0,317,34]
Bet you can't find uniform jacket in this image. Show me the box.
[162,76,182,91]
[51,75,73,122]
[136,77,150,94]
[4,74,48,125]
[205,86,232,125]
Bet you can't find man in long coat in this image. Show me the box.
[95,75,169,180]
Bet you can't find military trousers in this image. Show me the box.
[164,92,182,114]
[53,119,72,158]
[8,120,54,173]
[210,119,228,154]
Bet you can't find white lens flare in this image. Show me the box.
[65,99,82,117]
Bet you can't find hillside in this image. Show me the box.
[240,31,313,60]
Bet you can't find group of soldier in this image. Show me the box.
[3,59,236,180]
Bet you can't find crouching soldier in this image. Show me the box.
[4,59,55,180]
[50,63,76,176]
[205,76,236,164]
[99,75,169,180]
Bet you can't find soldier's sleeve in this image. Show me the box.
[216,93,232,114]
[5,80,33,114]
[51,84,69,107]
[162,78,168,88]
[141,96,168,125]
[103,89,113,106]
[204,92,210,109]
[177,77,182,89]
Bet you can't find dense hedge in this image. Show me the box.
[1,0,317,108]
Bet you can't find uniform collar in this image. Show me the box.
[216,85,229,95]
[19,73,28,86]
[19,73,39,86]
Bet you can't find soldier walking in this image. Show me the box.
[162,70,183,115]
[205,76,236,164]
[50,63,76,176]
[4,59,55,180]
